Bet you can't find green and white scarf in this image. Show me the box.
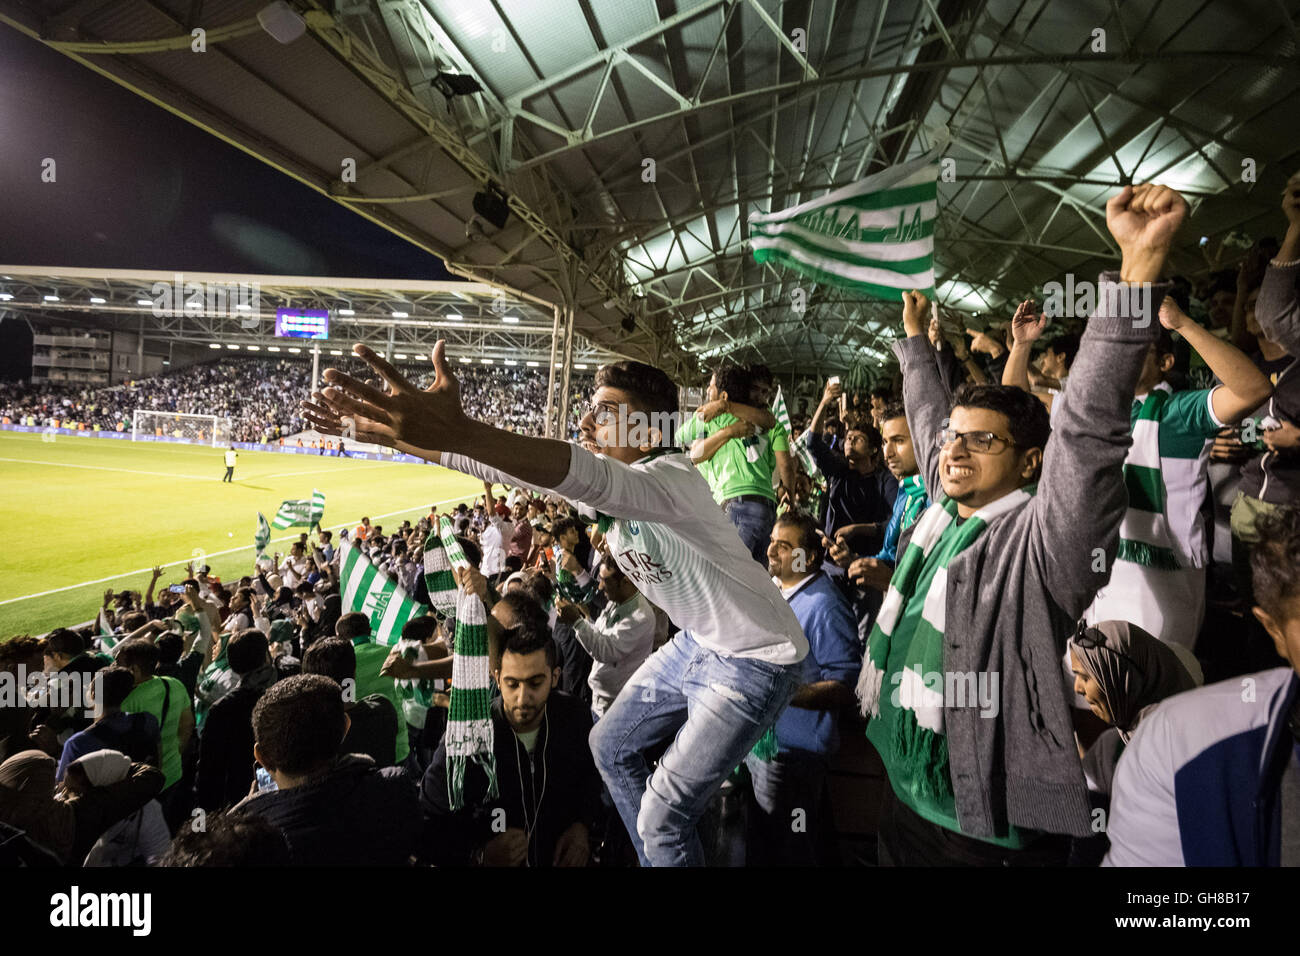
[436,515,498,810]
[422,525,458,618]
[857,486,1034,797]
[1118,385,1181,570]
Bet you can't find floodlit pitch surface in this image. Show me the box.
[0,431,485,638]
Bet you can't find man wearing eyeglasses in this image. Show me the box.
[301,350,806,867]
[865,183,1193,866]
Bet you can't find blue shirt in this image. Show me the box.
[773,573,862,757]
[56,711,160,781]
[872,479,929,565]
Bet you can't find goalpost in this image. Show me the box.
[132,410,232,447]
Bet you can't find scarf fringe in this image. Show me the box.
[892,706,952,802]
[856,655,885,718]
[1116,538,1181,570]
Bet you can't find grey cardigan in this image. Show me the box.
[893,270,1167,839]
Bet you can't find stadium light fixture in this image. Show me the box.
[504,359,517,366]
[459,356,471,364]
[267,346,280,352]
[246,345,260,351]
[392,310,409,318]
[526,361,540,367]
[43,295,59,302]
[574,364,588,370]
[208,343,222,349]
[288,347,301,354]
[136,299,152,306]
[89,297,106,304]
[235,303,251,311]
[337,308,355,316]
[480,358,494,364]
[257,1,306,44]
[447,312,464,322]
[329,349,343,355]
[502,315,519,324]
[0,293,12,301]
[226,344,240,349]
[394,353,408,360]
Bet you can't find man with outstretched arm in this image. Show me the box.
[866,183,1189,864]
[300,348,807,868]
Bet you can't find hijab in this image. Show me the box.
[1071,620,1199,742]
[0,750,75,863]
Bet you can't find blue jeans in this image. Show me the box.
[590,631,798,867]
[724,497,776,565]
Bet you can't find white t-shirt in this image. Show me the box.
[224,450,237,467]
[441,446,807,663]
[480,516,512,576]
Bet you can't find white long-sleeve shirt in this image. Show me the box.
[480,515,512,576]
[440,445,806,663]
[574,592,657,715]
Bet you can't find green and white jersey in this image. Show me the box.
[1129,383,1225,569]
[441,447,807,664]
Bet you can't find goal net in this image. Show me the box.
[132,410,232,447]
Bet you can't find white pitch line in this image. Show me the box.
[0,456,220,482]
[0,492,481,606]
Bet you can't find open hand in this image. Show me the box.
[304,342,470,456]
[1010,300,1048,345]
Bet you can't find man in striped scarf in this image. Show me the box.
[863,183,1200,865]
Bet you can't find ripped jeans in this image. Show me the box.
[590,631,798,866]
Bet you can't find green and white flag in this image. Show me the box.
[340,541,426,646]
[750,144,942,299]
[1118,386,1180,570]
[772,387,819,480]
[254,512,271,554]
[270,489,325,529]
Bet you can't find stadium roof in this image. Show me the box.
[2,0,1297,379]
[0,265,625,366]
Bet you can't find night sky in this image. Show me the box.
[0,25,450,277]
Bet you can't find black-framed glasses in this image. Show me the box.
[937,418,1015,453]
[1071,620,1148,679]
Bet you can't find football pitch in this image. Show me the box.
[0,431,485,638]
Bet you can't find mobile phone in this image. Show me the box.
[828,376,841,387]
[168,584,186,594]
[255,766,278,793]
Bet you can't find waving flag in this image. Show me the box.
[749,147,941,298]
[254,512,271,554]
[340,540,426,646]
[271,489,325,529]
[773,387,819,480]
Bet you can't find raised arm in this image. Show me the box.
[894,289,947,499]
[1033,183,1186,611]
[1158,297,1272,423]
[1255,173,1300,352]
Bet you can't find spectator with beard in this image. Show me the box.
[418,613,601,867]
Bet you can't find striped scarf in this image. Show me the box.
[857,486,1034,799]
[898,474,927,531]
[1117,386,1180,569]
[434,515,498,810]
[422,525,458,619]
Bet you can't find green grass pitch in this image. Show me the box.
[0,430,485,639]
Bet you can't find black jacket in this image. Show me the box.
[195,685,265,811]
[419,691,601,867]
[232,754,418,865]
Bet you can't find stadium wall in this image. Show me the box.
[0,423,434,464]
